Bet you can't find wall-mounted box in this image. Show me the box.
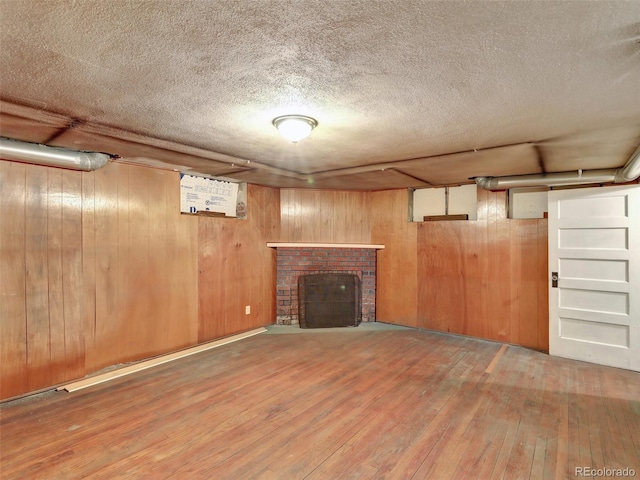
[508,187,548,219]
[412,184,477,221]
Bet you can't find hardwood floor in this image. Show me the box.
[1,326,639,479]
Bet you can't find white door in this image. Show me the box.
[548,185,639,371]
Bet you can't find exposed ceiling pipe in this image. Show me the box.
[0,137,111,171]
[475,144,640,190]
[475,169,617,190]
[615,144,640,183]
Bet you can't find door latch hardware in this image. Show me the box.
[551,272,559,288]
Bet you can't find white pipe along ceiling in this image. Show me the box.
[0,137,111,171]
[475,144,640,190]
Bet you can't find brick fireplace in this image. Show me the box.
[267,243,384,325]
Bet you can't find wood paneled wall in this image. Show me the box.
[198,184,279,341]
[2,168,550,400]
[370,189,418,326]
[280,189,371,243]
[416,189,549,350]
[0,161,198,399]
[1,160,278,400]
[84,163,200,372]
[277,187,548,350]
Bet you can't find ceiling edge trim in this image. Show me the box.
[308,142,535,179]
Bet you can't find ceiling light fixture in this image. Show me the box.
[272,115,318,143]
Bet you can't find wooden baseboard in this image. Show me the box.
[57,327,267,393]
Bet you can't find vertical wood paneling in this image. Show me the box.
[91,163,120,371]
[81,171,96,358]
[332,191,349,242]
[147,168,170,352]
[224,224,244,335]
[0,161,27,398]
[126,167,152,354]
[252,184,279,328]
[24,164,51,390]
[518,221,538,348]
[294,189,305,239]
[509,220,523,346]
[198,184,279,342]
[416,189,548,351]
[1,161,552,399]
[233,223,251,334]
[198,218,224,341]
[460,221,480,337]
[280,189,293,240]
[47,169,66,374]
[418,222,465,334]
[473,188,490,340]
[357,191,371,243]
[537,222,549,350]
[116,164,132,361]
[486,190,511,342]
[279,189,371,244]
[1,161,275,401]
[167,171,199,349]
[61,170,85,379]
[316,190,333,241]
[370,189,418,326]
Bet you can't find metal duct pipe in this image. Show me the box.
[0,137,111,171]
[475,169,617,190]
[476,144,640,190]
[614,144,640,183]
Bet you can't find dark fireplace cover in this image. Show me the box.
[298,273,361,328]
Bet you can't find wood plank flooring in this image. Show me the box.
[1,327,639,479]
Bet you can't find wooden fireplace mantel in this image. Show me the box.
[267,242,385,249]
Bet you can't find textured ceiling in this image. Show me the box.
[1,0,639,190]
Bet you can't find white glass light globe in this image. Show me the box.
[273,115,317,143]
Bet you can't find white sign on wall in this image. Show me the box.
[180,174,239,217]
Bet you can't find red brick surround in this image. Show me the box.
[275,247,377,325]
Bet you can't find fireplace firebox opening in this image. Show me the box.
[298,273,361,328]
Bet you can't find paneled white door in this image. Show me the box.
[548,185,639,371]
